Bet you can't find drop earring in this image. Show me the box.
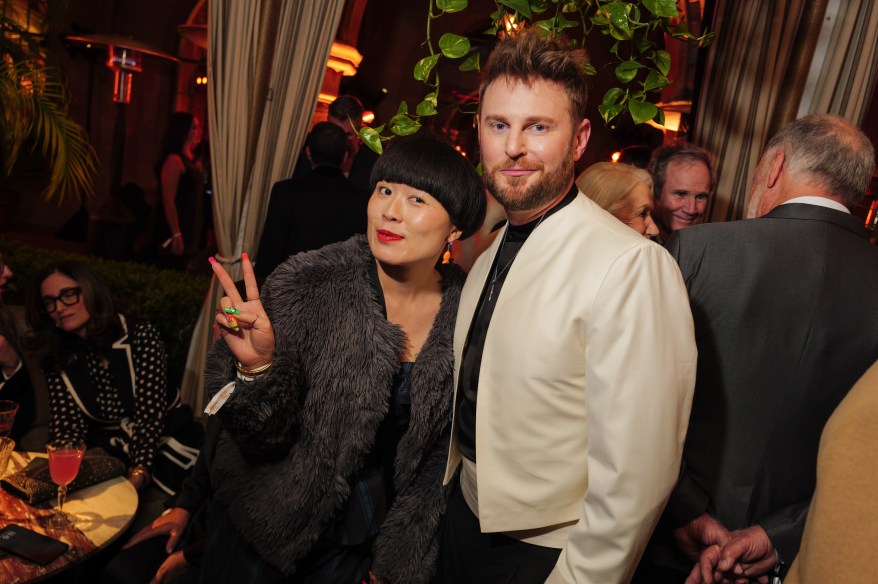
[442,242,453,265]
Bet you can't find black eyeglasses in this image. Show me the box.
[42,287,82,313]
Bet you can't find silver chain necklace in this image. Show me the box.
[487,213,547,302]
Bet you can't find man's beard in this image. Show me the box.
[484,149,576,213]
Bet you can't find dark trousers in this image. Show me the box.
[437,483,561,584]
[630,562,690,584]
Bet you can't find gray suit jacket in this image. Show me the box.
[648,203,878,572]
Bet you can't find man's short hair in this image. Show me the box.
[306,122,348,168]
[328,95,365,129]
[764,113,875,208]
[648,142,717,199]
[479,29,589,122]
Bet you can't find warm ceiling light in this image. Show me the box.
[327,42,363,77]
[362,111,375,124]
[611,151,621,163]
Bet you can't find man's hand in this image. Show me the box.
[685,544,723,584]
[124,508,191,553]
[673,513,731,562]
[714,525,776,583]
[149,550,189,584]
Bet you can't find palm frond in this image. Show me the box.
[0,2,97,202]
[25,67,98,200]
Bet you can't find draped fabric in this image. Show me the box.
[180,0,346,409]
[692,0,808,223]
[694,0,878,223]
[797,0,878,123]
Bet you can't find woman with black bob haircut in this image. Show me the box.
[24,262,173,491]
[203,134,486,583]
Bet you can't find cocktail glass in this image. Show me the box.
[0,400,19,438]
[45,440,86,528]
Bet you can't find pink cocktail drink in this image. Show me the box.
[44,439,86,528]
[49,449,84,486]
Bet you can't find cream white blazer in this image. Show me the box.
[444,192,697,583]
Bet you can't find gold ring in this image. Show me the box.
[246,296,260,301]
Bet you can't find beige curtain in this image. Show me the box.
[180,0,346,410]
[695,0,878,222]
[797,0,878,123]
[692,0,809,222]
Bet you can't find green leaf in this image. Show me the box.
[555,13,579,30]
[698,31,717,47]
[582,60,597,76]
[653,108,665,127]
[610,40,621,57]
[642,0,679,18]
[633,33,653,54]
[601,87,627,108]
[416,99,438,116]
[396,101,409,115]
[360,127,383,155]
[498,0,532,19]
[643,70,669,92]
[628,99,658,124]
[439,33,470,59]
[561,0,579,12]
[413,54,440,81]
[436,0,468,13]
[615,60,643,83]
[653,49,671,76]
[671,20,694,40]
[531,0,549,13]
[389,114,422,136]
[459,53,480,71]
[424,91,438,106]
[592,11,610,25]
[601,1,633,40]
[598,102,627,124]
[533,18,556,33]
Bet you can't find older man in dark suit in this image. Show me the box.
[255,122,367,280]
[634,114,878,584]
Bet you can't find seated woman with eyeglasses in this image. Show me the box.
[24,262,172,491]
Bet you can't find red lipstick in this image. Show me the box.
[377,229,403,242]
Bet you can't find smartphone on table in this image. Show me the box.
[0,524,69,565]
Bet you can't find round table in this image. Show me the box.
[0,451,139,582]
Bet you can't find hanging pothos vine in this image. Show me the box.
[360,0,714,154]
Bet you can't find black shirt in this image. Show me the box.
[456,185,579,461]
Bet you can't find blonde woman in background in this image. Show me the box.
[576,162,659,238]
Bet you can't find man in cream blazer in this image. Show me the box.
[438,30,697,584]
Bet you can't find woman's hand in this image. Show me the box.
[124,507,191,553]
[149,550,189,584]
[209,253,275,370]
[127,472,148,491]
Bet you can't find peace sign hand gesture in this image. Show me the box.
[209,253,275,370]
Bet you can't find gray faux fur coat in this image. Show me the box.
[205,235,463,583]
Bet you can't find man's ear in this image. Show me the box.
[766,149,785,189]
[572,118,591,162]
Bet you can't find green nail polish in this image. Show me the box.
[223,307,241,315]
